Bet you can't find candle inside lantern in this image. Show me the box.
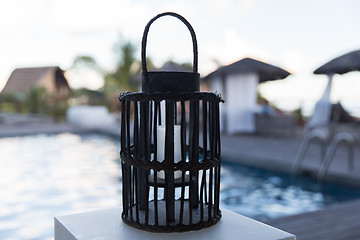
[157,125,182,179]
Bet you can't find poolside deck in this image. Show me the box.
[221,132,360,188]
[220,131,360,240]
[264,199,360,240]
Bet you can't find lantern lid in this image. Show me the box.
[141,12,199,93]
[142,71,199,93]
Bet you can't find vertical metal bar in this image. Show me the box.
[165,169,169,225]
[207,101,214,212]
[153,101,159,226]
[200,100,207,221]
[144,102,150,225]
[129,166,133,219]
[180,101,187,158]
[126,101,133,220]
[133,101,139,220]
[121,100,126,154]
[212,101,218,216]
[208,167,213,220]
[214,165,218,215]
[202,101,208,158]
[203,101,209,210]
[215,102,221,212]
[203,170,207,205]
[126,101,135,220]
[215,102,221,155]
[120,100,128,216]
[139,102,149,211]
[189,100,199,208]
[134,167,139,222]
[149,101,153,144]
[179,101,186,224]
[133,102,138,163]
[126,101,131,159]
[216,165,221,213]
[189,170,193,225]
[208,102,214,219]
[147,100,153,224]
[180,171,185,224]
[188,100,194,224]
[174,101,177,123]
[199,170,204,221]
[154,171,158,225]
[165,100,175,223]
[121,162,127,217]
[209,102,214,161]
[158,101,162,125]
[129,101,139,221]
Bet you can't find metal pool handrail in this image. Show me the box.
[291,129,328,176]
[317,132,355,183]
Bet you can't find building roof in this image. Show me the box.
[1,66,69,94]
[204,57,291,83]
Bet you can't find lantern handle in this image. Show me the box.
[141,12,198,81]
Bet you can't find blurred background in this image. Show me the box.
[0,0,359,117]
[0,1,360,240]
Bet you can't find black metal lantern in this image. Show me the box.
[119,12,223,232]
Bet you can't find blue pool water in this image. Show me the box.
[0,133,359,239]
[220,162,360,220]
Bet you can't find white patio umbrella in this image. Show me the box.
[308,50,360,130]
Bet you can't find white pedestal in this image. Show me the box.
[54,208,295,240]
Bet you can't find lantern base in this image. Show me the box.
[122,200,221,232]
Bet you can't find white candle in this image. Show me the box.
[157,125,182,179]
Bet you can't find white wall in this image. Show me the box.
[210,73,258,134]
[225,73,258,134]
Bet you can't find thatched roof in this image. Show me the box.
[204,57,291,83]
[1,66,69,94]
[314,50,360,75]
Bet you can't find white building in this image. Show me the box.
[204,58,290,135]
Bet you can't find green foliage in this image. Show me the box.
[49,96,69,122]
[0,87,69,121]
[72,55,103,73]
[68,41,156,112]
[0,91,26,112]
[26,87,47,114]
[102,41,142,111]
[72,56,97,67]
[104,41,141,93]
[69,88,107,106]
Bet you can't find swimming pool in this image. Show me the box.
[0,133,359,239]
[220,161,360,220]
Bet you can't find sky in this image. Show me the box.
[0,0,359,114]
